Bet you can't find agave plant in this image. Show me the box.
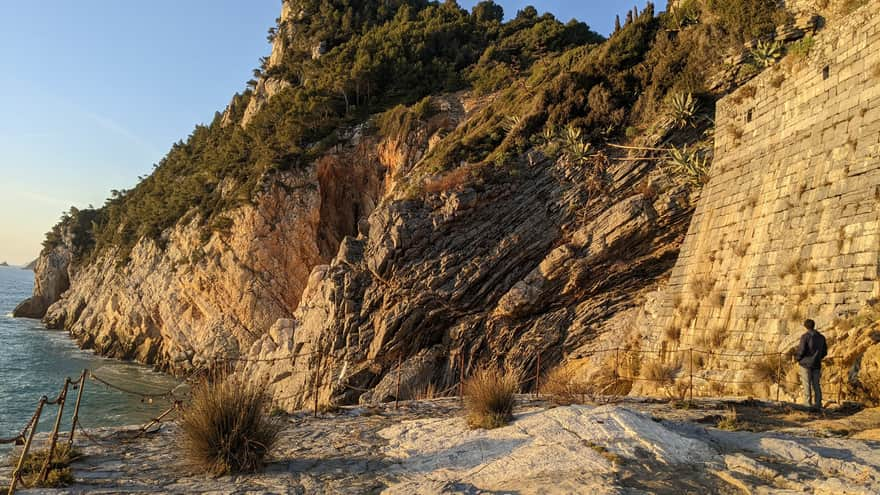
[540,125,557,145]
[663,92,699,131]
[502,115,522,134]
[561,124,592,165]
[750,40,783,69]
[665,145,712,187]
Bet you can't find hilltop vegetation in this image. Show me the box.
[43,0,788,263]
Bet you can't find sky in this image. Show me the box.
[0,0,649,265]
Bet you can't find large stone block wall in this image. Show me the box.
[648,1,880,372]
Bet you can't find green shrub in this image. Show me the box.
[750,40,783,68]
[665,145,712,187]
[181,374,281,476]
[15,444,80,488]
[662,92,699,130]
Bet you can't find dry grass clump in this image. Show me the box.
[641,359,682,387]
[716,407,741,431]
[423,164,481,194]
[464,367,519,429]
[413,382,441,400]
[664,324,682,343]
[181,374,281,476]
[13,444,80,488]
[751,354,785,384]
[542,365,590,405]
[689,276,716,300]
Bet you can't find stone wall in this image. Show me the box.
[646,1,880,384]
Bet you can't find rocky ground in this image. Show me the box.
[4,397,880,494]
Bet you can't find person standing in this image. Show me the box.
[796,319,828,411]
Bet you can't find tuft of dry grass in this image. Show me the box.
[769,73,786,88]
[464,367,519,429]
[414,382,441,401]
[641,359,681,387]
[423,164,481,194]
[707,290,725,308]
[706,325,728,347]
[739,86,757,99]
[664,324,682,343]
[690,276,715,300]
[751,354,786,384]
[716,407,740,430]
[542,365,590,405]
[729,124,744,141]
[180,373,281,476]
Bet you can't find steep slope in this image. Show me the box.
[19,0,601,371]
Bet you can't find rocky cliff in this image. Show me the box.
[22,0,878,410]
[37,119,410,369]
[13,246,71,319]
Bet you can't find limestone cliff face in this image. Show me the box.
[242,140,694,410]
[32,96,462,372]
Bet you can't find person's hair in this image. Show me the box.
[804,319,815,330]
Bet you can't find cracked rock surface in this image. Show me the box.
[5,399,880,494]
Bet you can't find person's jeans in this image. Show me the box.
[800,366,822,410]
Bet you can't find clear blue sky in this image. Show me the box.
[0,1,649,265]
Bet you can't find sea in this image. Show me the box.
[0,265,179,451]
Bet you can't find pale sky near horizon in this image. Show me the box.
[0,1,649,265]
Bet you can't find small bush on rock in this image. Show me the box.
[15,444,80,488]
[464,367,519,429]
[181,374,281,476]
[543,365,590,405]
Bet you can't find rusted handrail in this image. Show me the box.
[8,396,48,495]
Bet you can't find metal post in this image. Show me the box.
[38,379,70,484]
[535,351,541,398]
[614,348,620,379]
[776,353,782,403]
[9,398,47,495]
[67,371,88,451]
[313,352,321,418]
[689,348,694,403]
[395,356,402,410]
[459,353,465,400]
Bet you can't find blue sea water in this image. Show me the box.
[0,265,179,448]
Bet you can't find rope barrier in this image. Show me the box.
[89,372,178,401]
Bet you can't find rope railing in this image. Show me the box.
[2,342,847,493]
[1,368,186,495]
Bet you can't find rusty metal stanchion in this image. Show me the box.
[395,356,402,410]
[614,348,620,380]
[689,348,694,403]
[535,351,541,398]
[459,353,465,401]
[9,397,47,495]
[776,353,783,403]
[66,371,88,451]
[38,379,71,484]
[313,351,321,418]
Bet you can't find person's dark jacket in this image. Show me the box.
[796,329,828,369]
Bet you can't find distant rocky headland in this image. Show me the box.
[0,261,8,267]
